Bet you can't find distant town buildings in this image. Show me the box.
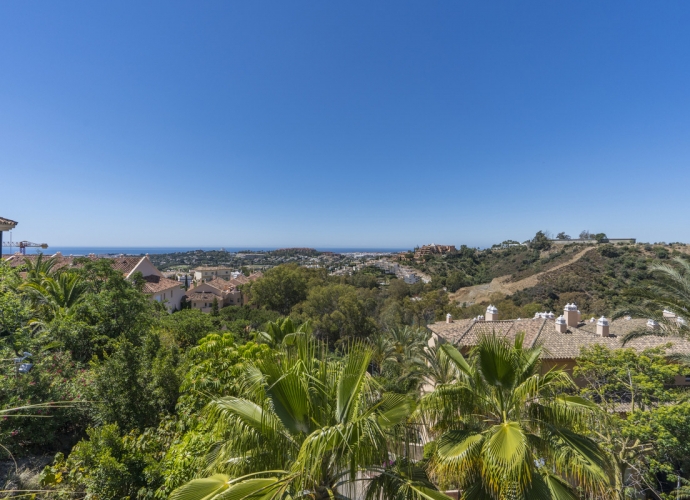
[414,244,457,259]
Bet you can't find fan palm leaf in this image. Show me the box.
[419,335,610,499]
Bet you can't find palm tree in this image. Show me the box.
[251,317,311,346]
[420,334,610,499]
[20,271,86,322]
[421,344,458,390]
[370,327,429,392]
[614,257,690,350]
[170,337,445,500]
[22,253,58,283]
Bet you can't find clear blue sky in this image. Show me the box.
[1,1,689,249]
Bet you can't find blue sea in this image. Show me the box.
[15,246,409,256]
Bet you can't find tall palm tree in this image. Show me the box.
[420,334,610,499]
[614,257,690,350]
[20,271,86,322]
[170,337,445,500]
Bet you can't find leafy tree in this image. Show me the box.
[421,334,609,498]
[169,339,431,500]
[556,232,571,240]
[210,297,219,317]
[405,290,451,326]
[529,230,552,251]
[575,346,683,499]
[580,230,591,240]
[247,264,314,315]
[624,402,690,499]
[54,259,157,361]
[296,283,378,343]
[574,345,679,412]
[90,333,180,431]
[0,263,33,355]
[160,309,218,348]
[593,233,609,243]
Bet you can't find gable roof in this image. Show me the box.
[141,275,181,294]
[0,217,18,230]
[428,317,690,359]
[186,291,221,301]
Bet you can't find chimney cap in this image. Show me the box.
[555,315,567,325]
[597,316,609,327]
[486,304,498,314]
[564,303,578,311]
[647,319,659,327]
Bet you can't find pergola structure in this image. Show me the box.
[0,217,18,258]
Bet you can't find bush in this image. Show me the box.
[0,351,92,455]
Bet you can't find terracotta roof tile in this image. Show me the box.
[428,317,690,359]
[186,291,220,301]
[141,275,181,294]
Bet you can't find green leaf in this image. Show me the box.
[438,432,484,462]
[406,484,456,500]
[439,344,472,377]
[376,393,415,428]
[170,474,230,500]
[477,335,516,388]
[485,422,527,469]
[336,344,372,423]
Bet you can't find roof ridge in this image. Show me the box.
[530,318,548,348]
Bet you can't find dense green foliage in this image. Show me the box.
[1,247,689,499]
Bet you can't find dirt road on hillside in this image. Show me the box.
[449,246,596,305]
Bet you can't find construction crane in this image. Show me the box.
[1,241,49,255]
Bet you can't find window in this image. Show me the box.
[686,375,690,383]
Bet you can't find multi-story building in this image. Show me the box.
[192,266,237,282]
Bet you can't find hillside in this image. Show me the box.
[423,242,689,319]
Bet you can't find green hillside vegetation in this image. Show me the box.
[411,235,690,320]
[412,242,589,291]
[2,246,690,499]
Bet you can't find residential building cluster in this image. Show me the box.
[414,243,457,259]
[428,302,690,391]
[3,252,262,314]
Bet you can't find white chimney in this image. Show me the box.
[564,303,579,327]
[477,315,485,321]
[596,316,610,337]
[555,315,567,333]
[647,319,659,330]
[446,313,453,324]
[486,304,498,321]
[544,311,555,319]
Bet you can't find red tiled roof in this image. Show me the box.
[110,256,144,275]
[428,317,690,359]
[186,291,221,301]
[142,275,181,294]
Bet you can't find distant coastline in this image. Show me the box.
[16,246,410,256]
